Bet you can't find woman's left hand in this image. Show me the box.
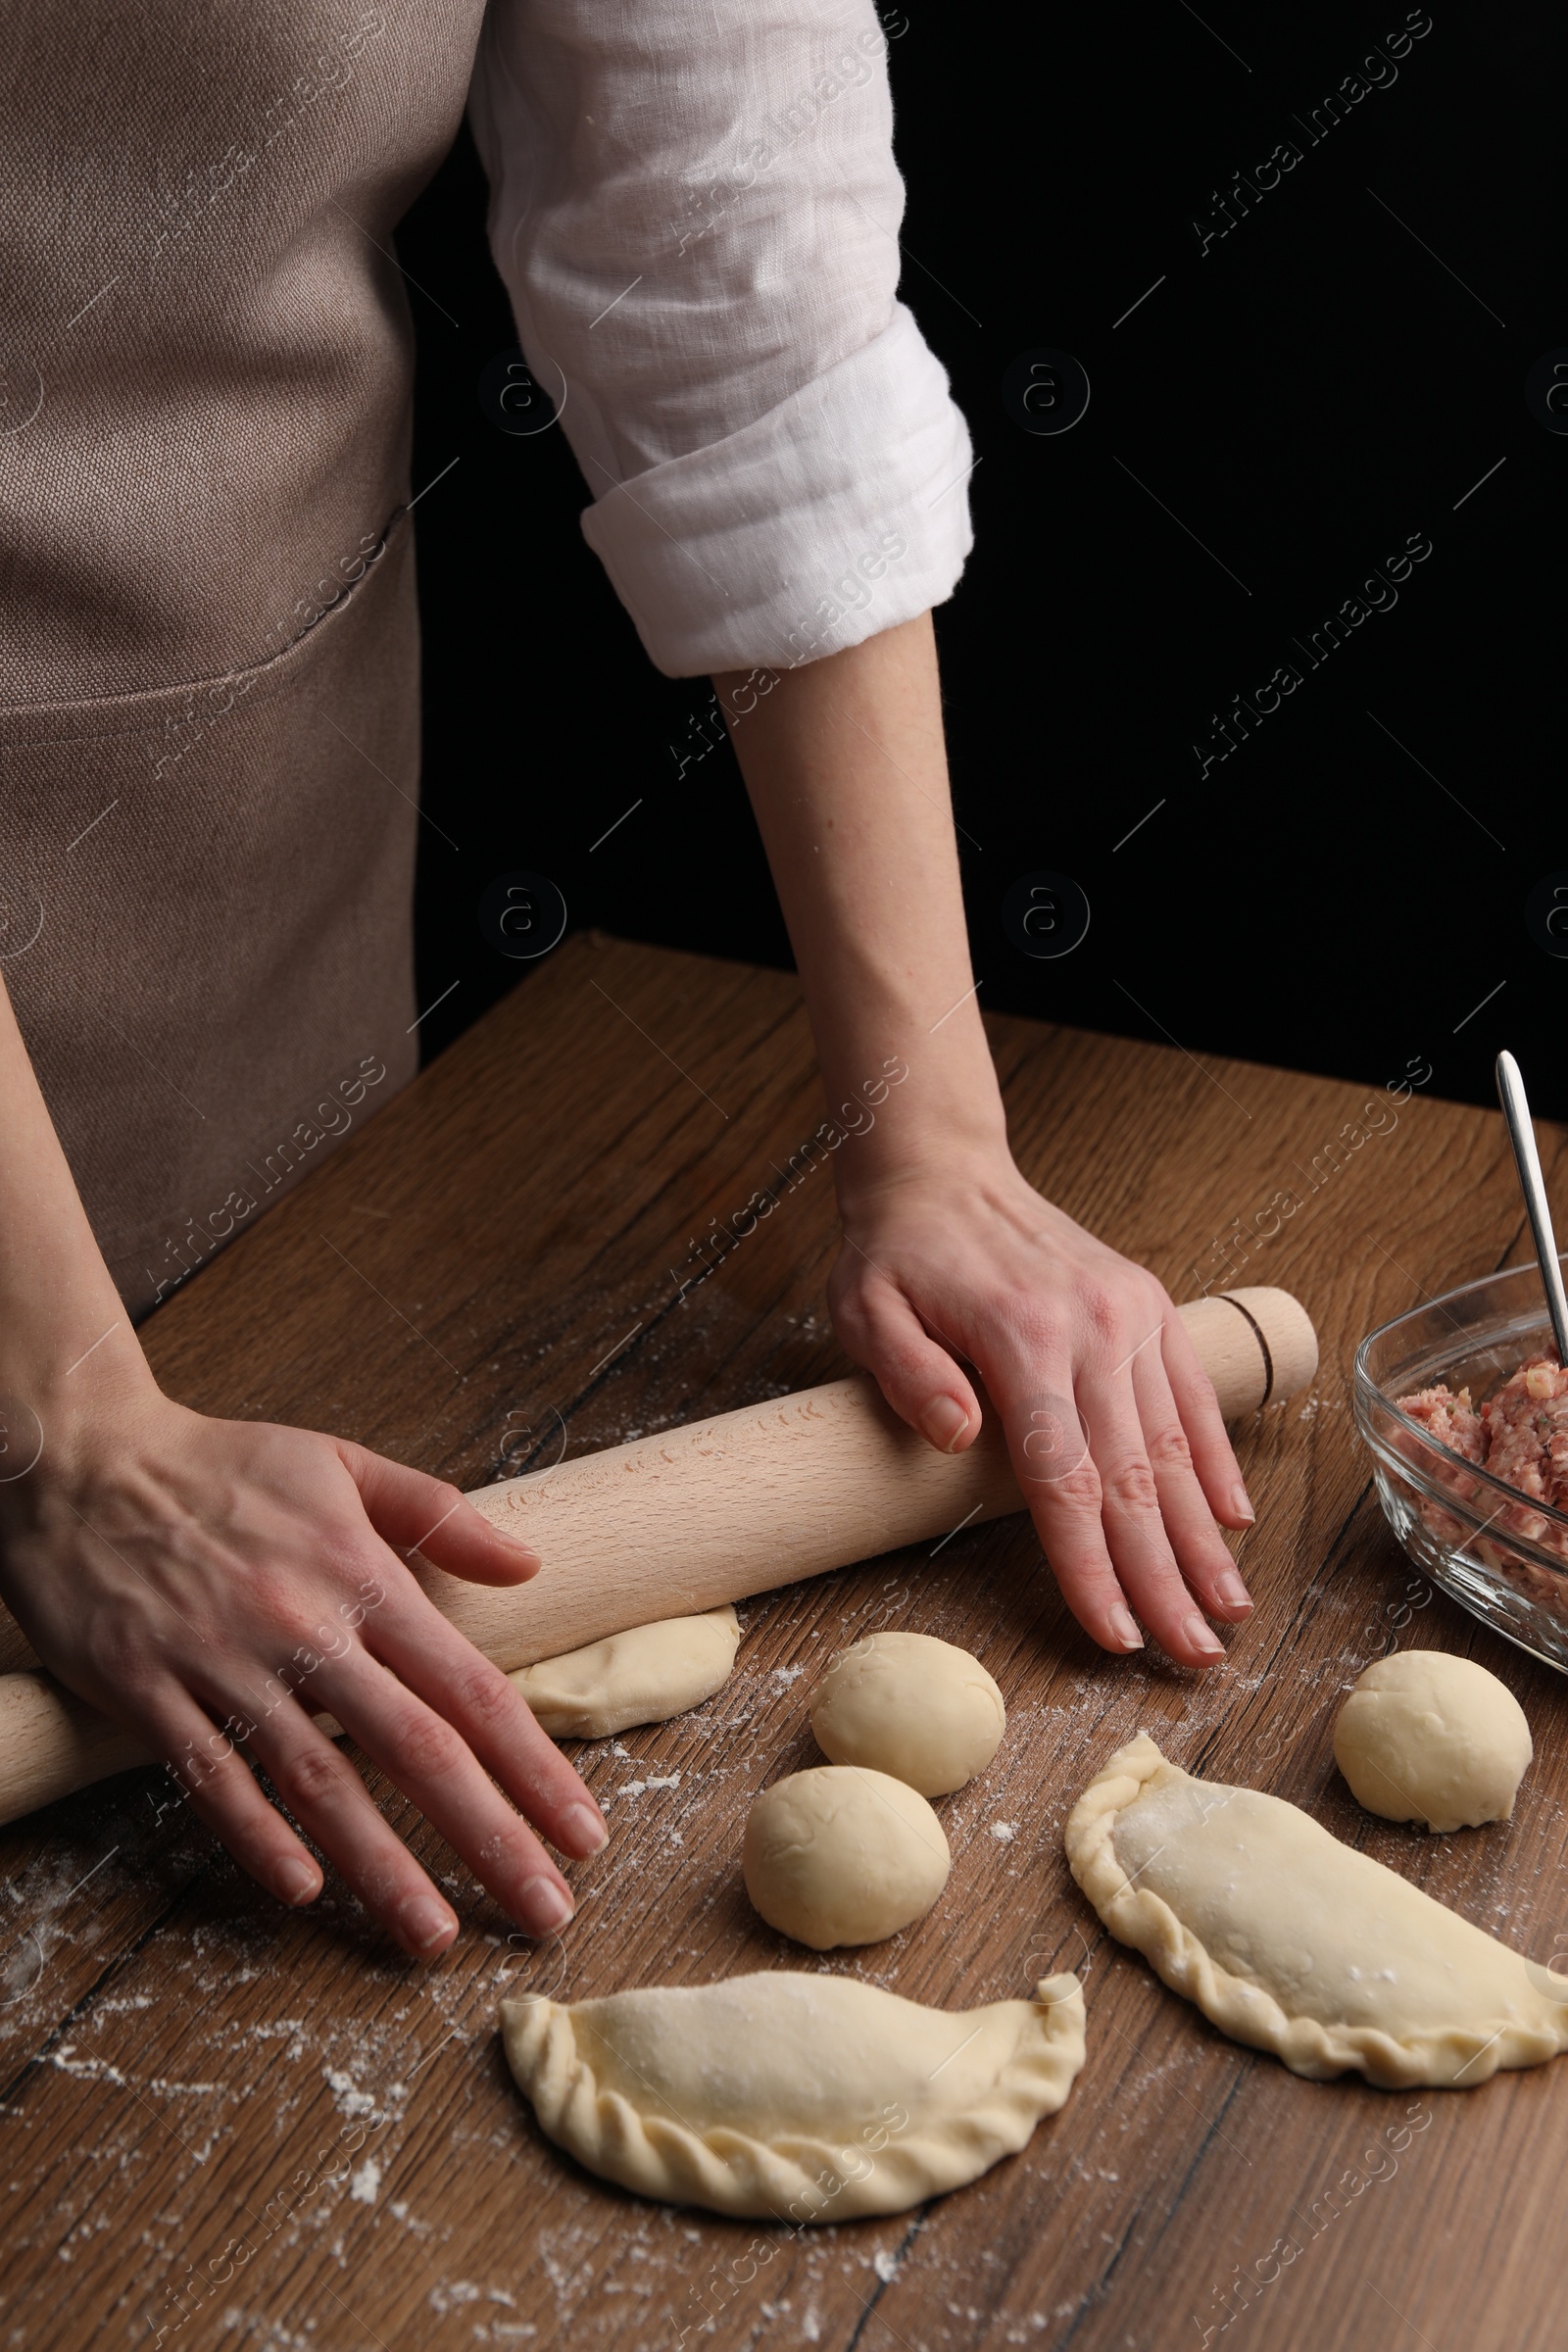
[827,1143,1255,1668]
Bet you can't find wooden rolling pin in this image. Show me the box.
[0,1286,1314,1826]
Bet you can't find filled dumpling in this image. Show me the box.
[1066,1734,1568,2087]
[502,1968,1085,2219]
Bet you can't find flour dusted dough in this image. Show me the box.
[744,1766,950,1949]
[1333,1649,1533,1832]
[507,1607,739,1739]
[809,1631,1005,1795]
[1065,1735,1568,2087]
[501,1969,1085,2219]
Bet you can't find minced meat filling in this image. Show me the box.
[1396,1382,1485,1465]
[1397,1355,1568,1516]
[1479,1356,1568,1513]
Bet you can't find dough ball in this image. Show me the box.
[809,1631,1005,1795]
[1333,1649,1533,1833]
[743,1766,951,1949]
[509,1606,739,1739]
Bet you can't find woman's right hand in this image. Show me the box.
[0,1358,605,1959]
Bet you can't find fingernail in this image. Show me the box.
[1216,1570,1252,1612]
[1108,1604,1145,1651]
[1232,1484,1255,1525]
[1183,1611,1225,1658]
[276,1858,319,1906]
[921,1397,971,1452]
[564,1802,608,1855]
[519,1876,573,1936]
[401,1895,457,1955]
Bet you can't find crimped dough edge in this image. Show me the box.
[501,1973,1086,2220]
[1064,1734,1565,2088]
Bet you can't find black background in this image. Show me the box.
[396,3,1566,1118]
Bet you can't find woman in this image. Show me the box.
[0,0,1252,1961]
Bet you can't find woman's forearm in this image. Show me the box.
[715,613,1005,1194]
[0,972,149,1420]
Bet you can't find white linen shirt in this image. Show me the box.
[467,0,974,678]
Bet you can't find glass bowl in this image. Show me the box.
[1353,1258,1568,1673]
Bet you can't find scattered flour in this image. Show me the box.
[323,2068,378,2120]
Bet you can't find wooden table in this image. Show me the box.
[3,934,1564,2352]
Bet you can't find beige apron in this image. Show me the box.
[0,3,487,1318]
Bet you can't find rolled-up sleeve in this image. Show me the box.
[467,0,974,677]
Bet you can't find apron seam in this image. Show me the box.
[0,503,414,750]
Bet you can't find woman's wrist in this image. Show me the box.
[0,1306,162,1515]
[828,1082,1012,1214]
[814,1014,1007,1206]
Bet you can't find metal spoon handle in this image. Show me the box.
[1495,1049,1568,1365]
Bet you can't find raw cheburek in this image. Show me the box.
[1065,1735,1568,2087]
[501,1971,1086,2219]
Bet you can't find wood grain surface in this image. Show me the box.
[2,933,1564,2352]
